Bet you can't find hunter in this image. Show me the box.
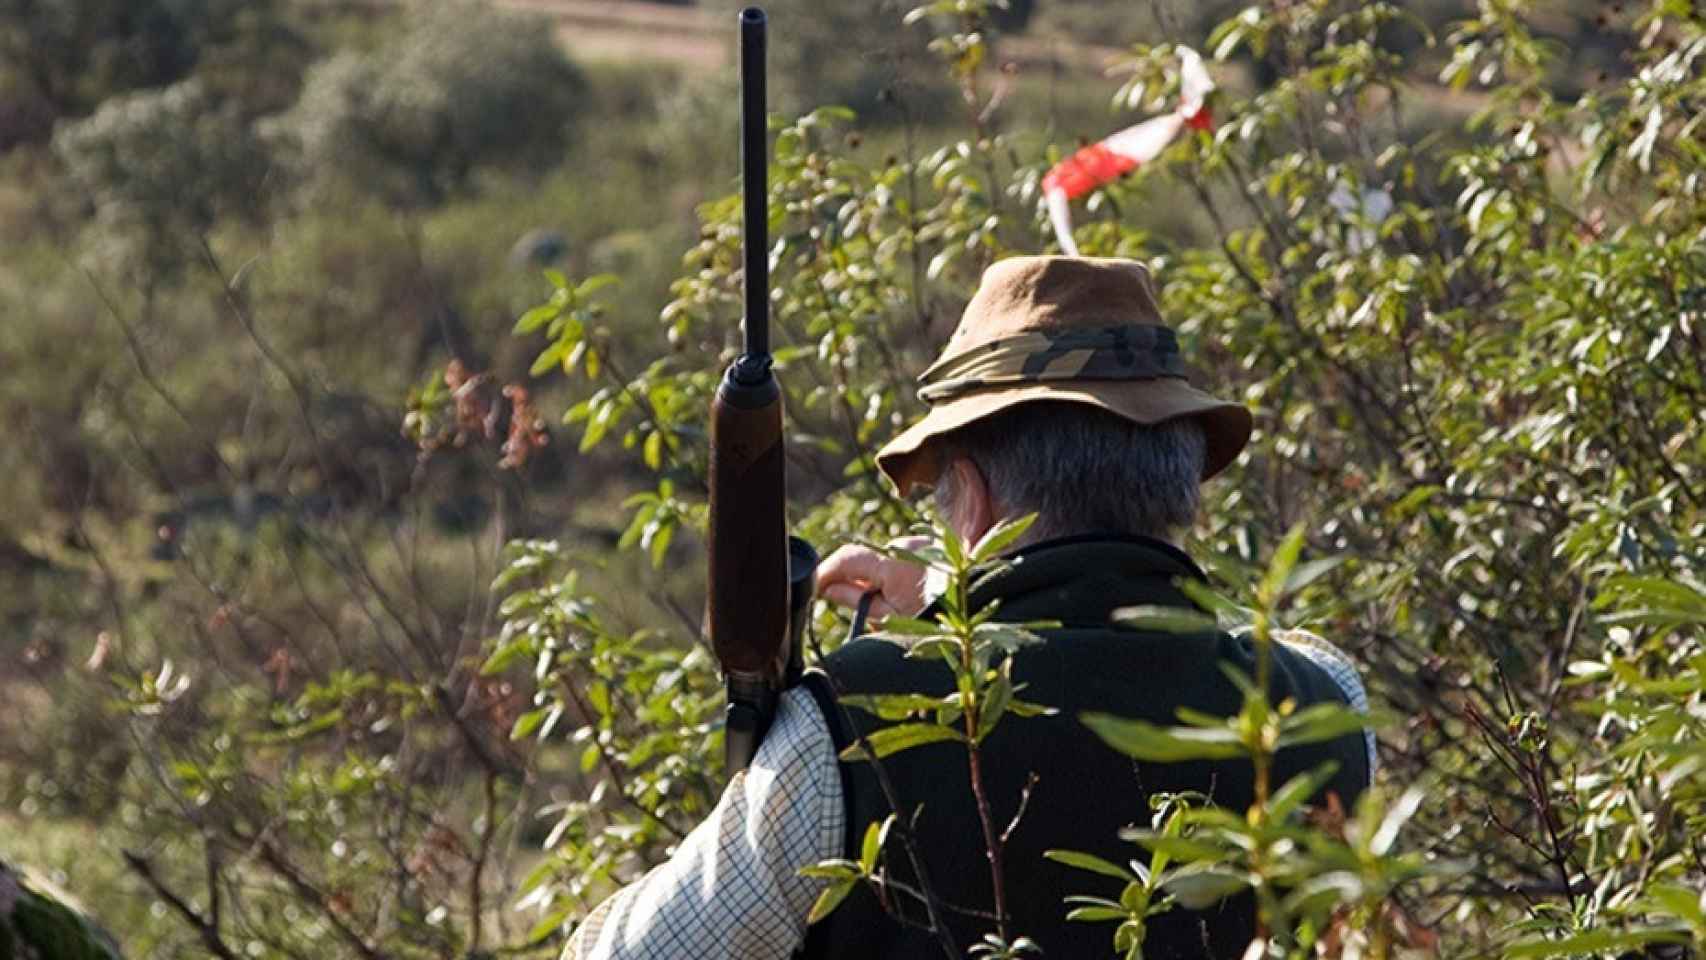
[566,255,1374,959]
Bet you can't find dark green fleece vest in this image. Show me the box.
[799,536,1369,960]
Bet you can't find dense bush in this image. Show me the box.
[53,79,269,283]
[493,0,1706,957]
[0,0,293,148]
[266,2,584,205]
[2,0,1703,958]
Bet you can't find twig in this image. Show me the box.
[870,875,1000,923]
[432,683,526,783]
[963,734,1011,940]
[559,676,688,842]
[824,671,961,960]
[123,850,242,960]
[82,267,238,484]
[1000,772,1039,847]
[257,841,387,960]
[469,769,500,953]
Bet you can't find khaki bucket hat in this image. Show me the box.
[875,255,1253,496]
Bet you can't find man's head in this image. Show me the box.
[876,255,1250,546]
[931,402,1207,547]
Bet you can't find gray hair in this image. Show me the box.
[933,401,1207,545]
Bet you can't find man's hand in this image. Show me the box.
[815,537,930,623]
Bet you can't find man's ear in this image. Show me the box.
[946,457,995,546]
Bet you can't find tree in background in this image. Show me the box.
[53,79,268,287]
[0,0,294,149]
[266,2,584,206]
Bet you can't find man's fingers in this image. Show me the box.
[820,582,871,611]
[815,545,884,592]
[816,542,927,620]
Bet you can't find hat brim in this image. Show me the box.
[874,379,1253,497]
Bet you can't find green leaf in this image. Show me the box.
[859,819,889,871]
[1277,702,1375,750]
[648,519,675,568]
[1643,884,1706,927]
[1390,484,1441,517]
[974,622,1046,654]
[1598,575,1706,627]
[587,680,612,717]
[514,303,560,334]
[1113,605,1220,635]
[1258,522,1309,605]
[971,513,1037,562]
[1044,849,1137,882]
[840,693,946,720]
[870,616,944,638]
[1502,927,1689,958]
[1268,762,1341,822]
[1282,870,1365,916]
[510,706,549,741]
[798,861,860,880]
[527,905,574,944]
[1162,866,1250,909]
[1066,905,1130,923]
[840,723,963,761]
[1082,712,1246,762]
[529,340,568,377]
[1126,834,1229,863]
[481,638,530,676]
[1370,786,1425,856]
[576,274,619,297]
[976,671,1013,742]
[1283,555,1344,595]
[807,878,858,925]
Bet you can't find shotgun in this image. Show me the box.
[708,6,817,775]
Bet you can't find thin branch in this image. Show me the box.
[1000,772,1039,848]
[559,676,688,842]
[123,850,242,960]
[822,672,961,960]
[432,683,526,783]
[256,842,387,960]
[468,770,500,954]
[83,267,238,484]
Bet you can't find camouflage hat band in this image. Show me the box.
[917,325,1186,404]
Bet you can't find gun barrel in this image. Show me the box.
[740,7,768,360]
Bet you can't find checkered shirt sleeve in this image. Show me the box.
[1276,630,1379,780]
[562,685,843,960]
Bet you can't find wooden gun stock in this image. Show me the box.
[708,7,817,775]
[707,379,788,679]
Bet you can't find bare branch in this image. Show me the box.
[123,850,242,960]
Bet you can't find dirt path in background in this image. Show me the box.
[495,0,727,69]
[419,0,1130,73]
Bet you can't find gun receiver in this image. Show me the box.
[708,6,817,775]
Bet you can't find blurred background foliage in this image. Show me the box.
[0,0,1703,958]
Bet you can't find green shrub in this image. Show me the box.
[4,0,1704,958]
[0,0,294,147]
[495,0,1706,956]
[266,2,584,206]
[52,79,268,283]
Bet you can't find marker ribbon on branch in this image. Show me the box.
[1042,47,1215,255]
